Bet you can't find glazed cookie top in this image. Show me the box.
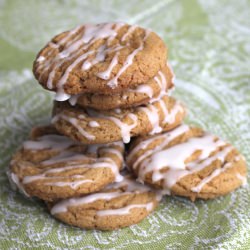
[33,23,167,100]
[69,63,175,110]
[48,173,161,230]
[127,124,247,200]
[9,125,124,201]
[52,96,186,144]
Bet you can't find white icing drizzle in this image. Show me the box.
[167,62,175,84]
[88,121,100,128]
[107,29,151,88]
[56,50,95,97]
[68,94,80,106]
[154,70,167,93]
[22,157,123,185]
[51,192,125,215]
[46,179,94,189]
[132,126,239,193]
[7,171,30,197]
[96,51,120,80]
[160,100,184,124]
[108,113,138,143]
[97,202,154,216]
[50,175,157,215]
[121,25,138,42]
[128,83,154,98]
[138,135,226,183]
[41,151,90,165]
[100,148,123,161]
[37,56,45,62]
[52,113,96,140]
[236,173,247,186]
[114,108,122,114]
[190,146,234,192]
[23,134,77,150]
[86,108,138,143]
[128,124,190,169]
[139,104,162,135]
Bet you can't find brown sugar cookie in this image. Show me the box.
[48,173,162,230]
[33,23,167,100]
[52,96,186,144]
[127,124,247,201]
[69,63,174,110]
[8,125,124,201]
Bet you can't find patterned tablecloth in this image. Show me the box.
[0,0,249,249]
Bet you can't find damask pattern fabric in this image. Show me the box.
[0,0,249,249]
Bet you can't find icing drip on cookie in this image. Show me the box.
[108,114,138,143]
[88,121,100,128]
[50,175,158,215]
[128,84,154,98]
[7,170,30,197]
[139,104,162,135]
[121,25,138,42]
[138,97,184,135]
[52,113,96,140]
[167,62,175,84]
[96,51,120,80]
[159,100,185,124]
[23,134,77,150]
[236,173,247,186]
[97,203,154,216]
[68,94,80,105]
[86,108,138,143]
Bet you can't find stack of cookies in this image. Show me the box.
[8,23,247,231]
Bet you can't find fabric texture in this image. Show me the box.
[0,0,249,249]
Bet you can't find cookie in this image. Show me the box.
[48,173,161,230]
[33,23,167,100]
[127,124,247,201]
[69,63,174,110]
[9,125,124,201]
[52,96,186,144]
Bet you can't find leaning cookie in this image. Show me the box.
[52,96,186,144]
[33,23,167,98]
[9,125,124,201]
[127,124,247,201]
[69,64,174,110]
[47,173,161,230]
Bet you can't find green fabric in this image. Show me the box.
[0,0,249,249]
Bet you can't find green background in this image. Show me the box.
[0,0,249,249]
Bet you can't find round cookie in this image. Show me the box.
[127,124,247,201]
[48,173,161,230]
[52,96,186,144]
[69,64,174,110]
[33,22,167,99]
[9,125,124,201]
